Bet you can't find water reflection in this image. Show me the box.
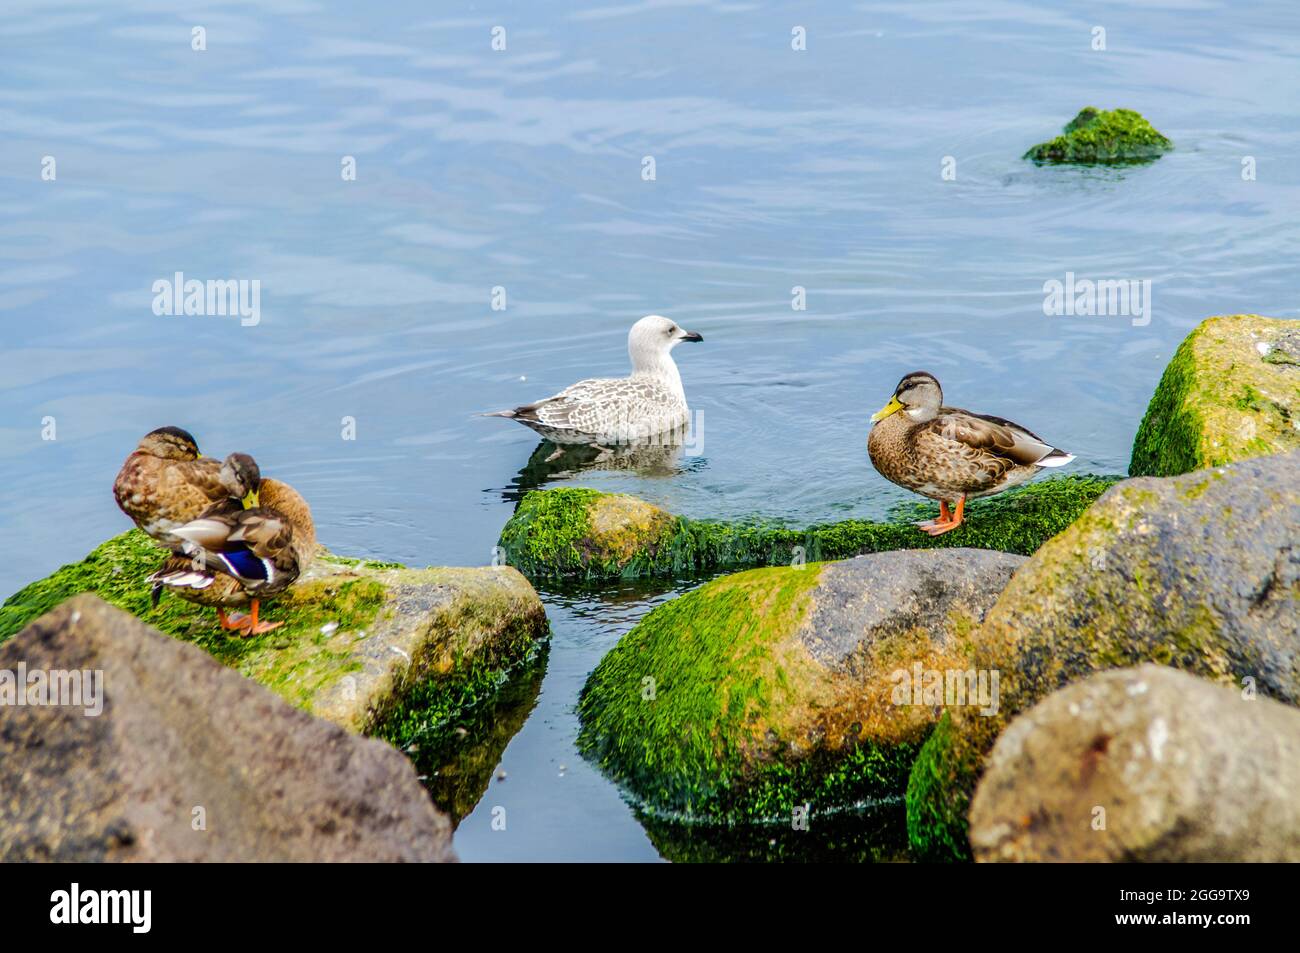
[638,802,910,863]
[498,425,707,505]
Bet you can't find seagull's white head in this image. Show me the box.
[627,314,703,375]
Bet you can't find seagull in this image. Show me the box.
[484,314,704,446]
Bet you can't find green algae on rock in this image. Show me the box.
[905,450,1300,861]
[1024,107,1172,164]
[0,529,548,740]
[500,475,1120,582]
[577,548,1025,822]
[1130,314,1300,476]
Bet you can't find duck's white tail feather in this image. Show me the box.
[1037,450,1075,468]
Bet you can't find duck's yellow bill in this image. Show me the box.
[871,395,904,422]
[241,489,260,509]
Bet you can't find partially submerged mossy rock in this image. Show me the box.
[501,475,1119,581]
[906,451,1300,861]
[1024,107,1172,164]
[0,530,548,743]
[1131,314,1300,476]
[970,665,1300,862]
[577,548,1025,822]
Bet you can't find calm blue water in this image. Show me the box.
[2,1,1298,860]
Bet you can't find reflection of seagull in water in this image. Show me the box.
[483,315,703,458]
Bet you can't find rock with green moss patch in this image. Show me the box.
[501,475,1120,581]
[577,548,1025,822]
[0,530,548,743]
[906,451,1300,861]
[970,665,1300,862]
[1131,314,1300,476]
[1024,107,1172,164]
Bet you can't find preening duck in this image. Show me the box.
[149,456,316,636]
[113,427,259,546]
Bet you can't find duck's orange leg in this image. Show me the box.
[922,496,966,537]
[217,608,248,630]
[238,599,284,637]
[916,500,953,531]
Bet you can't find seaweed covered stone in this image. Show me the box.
[500,475,1120,581]
[577,548,1024,822]
[906,451,1300,861]
[0,530,548,742]
[1131,314,1300,476]
[1024,107,1172,164]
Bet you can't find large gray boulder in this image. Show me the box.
[970,665,1300,862]
[0,595,455,862]
[578,548,1025,821]
[907,450,1300,861]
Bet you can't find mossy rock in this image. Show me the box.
[906,451,1300,861]
[1131,314,1300,476]
[577,548,1025,823]
[1024,107,1172,164]
[0,530,548,745]
[500,475,1121,581]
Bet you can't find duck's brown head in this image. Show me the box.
[138,426,200,460]
[872,371,943,424]
[220,452,263,508]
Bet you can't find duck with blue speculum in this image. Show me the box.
[867,371,1075,536]
[148,453,317,636]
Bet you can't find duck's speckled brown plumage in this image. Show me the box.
[151,477,317,609]
[867,372,1073,510]
[869,406,1049,501]
[113,427,230,545]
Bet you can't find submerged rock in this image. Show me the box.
[577,548,1024,822]
[0,595,454,861]
[1024,107,1172,164]
[970,665,1300,862]
[1131,314,1300,476]
[0,530,548,744]
[500,475,1118,581]
[906,451,1300,861]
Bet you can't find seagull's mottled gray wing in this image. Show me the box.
[520,376,687,436]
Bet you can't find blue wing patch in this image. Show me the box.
[219,547,270,581]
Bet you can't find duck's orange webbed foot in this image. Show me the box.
[217,609,249,630]
[917,500,953,532]
[920,497,966,536]
[237,599,283,638]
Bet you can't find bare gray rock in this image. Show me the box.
[0,594,455,862]
[800,549,1026,665]
[970,664,1300,862]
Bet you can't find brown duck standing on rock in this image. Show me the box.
[868,371,1074,536]
[149,453,316,636]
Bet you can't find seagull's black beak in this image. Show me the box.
[681,330,704,343]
